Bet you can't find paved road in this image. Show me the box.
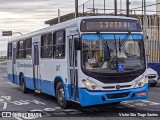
[0,62,160,120]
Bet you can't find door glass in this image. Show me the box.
[34,44,39,65]
[69,38,73,66]
[13,48,16,64]
[69,36,78,98]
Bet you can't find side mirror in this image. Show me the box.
[74,38,81,50]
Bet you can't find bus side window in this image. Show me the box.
[17,40,25,59]
[8,43,12,60]
[25,38,32,60]
[53,30,65,59]
[41,33,52,58]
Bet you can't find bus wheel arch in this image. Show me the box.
[54,77,69,109]
[54,77,63,94]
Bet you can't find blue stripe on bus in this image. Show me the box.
[8,73,13,82]
[14,75,19,85]
[41,80,55,96]
[8,74,19,85]
[24,77,35,90]
[7,74,71,100]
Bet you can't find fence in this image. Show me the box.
[137,15,160,63]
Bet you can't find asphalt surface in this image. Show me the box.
[0,62,160,120]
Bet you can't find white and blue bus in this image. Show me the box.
[7,16,148,108]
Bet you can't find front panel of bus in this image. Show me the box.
[77,18,148,106]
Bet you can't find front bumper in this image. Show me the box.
[79,84,148,107]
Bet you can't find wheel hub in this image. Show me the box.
[58,88,65,105]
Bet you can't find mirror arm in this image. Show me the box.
[74,38,81,50]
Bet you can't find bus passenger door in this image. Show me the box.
[12,42,17,84]
[69,35,79,100]
[32,37,40,91]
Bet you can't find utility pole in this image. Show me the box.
[143,0,147,40]
[126,0,130,16]
[75,0,78,18]
[93,0,95,13]
[58,9,60,23]
[120,0,122,14]
[114,0,117,16]
[142,0,144,16]
[104,0,106,14]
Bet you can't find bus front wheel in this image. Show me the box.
[56,82,69,109]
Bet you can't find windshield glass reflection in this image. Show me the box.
[82,34,145,73]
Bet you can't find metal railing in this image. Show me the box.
[138,15,160,63]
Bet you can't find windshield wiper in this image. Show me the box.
[114,34,118,72]
[97,32,110,60]
[119,32,131,47]
[107,34,118,72]
[118,32,131,53]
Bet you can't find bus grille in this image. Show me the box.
[103,85,131,89]
[107,92,129,99]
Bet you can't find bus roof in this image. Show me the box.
[9,16,138,43]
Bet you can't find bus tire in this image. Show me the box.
[56,82,69,109]
[20,76,28,93]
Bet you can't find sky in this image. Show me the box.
[0,0,156,55]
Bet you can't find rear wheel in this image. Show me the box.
[56,82,69,109]
[20,76,28,93]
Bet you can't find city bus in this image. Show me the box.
[7,16,148,108]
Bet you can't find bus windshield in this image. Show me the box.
[81,33,145,74]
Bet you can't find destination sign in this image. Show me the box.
[80,19,142,32]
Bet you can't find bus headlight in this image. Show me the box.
[134,76,147,88]
[81,79,100,91]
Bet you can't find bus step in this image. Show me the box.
[35,90,41,93]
